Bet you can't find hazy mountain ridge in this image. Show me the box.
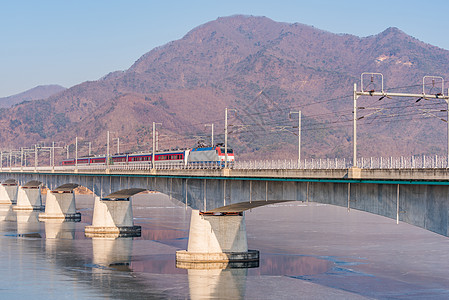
[1,15,449,160]
[0,85,66,108]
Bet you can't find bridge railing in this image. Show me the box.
[233,158,349,170]
[1,155,448,171]
[233,155,449,170]
[357,155,449,169]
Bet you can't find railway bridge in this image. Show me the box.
[0,165,448,238]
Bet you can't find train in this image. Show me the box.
[61,145,235,167]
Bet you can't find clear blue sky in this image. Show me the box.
[1,0,448,97]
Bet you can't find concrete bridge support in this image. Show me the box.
[177,201,290,263]
[13,181,43,211]
[39,184,81,221]
[176,209,258,263]
[84,188,144,238]
[0,179,18,205]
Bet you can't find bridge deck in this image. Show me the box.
[2,167,449,185]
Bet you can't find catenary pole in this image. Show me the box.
[353,83,358,168]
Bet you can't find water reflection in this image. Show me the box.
[186,267,249,300]
[0,204,15,222]
[250,254,332,276]
[2,194,448,298]
[177,261,257,300]
[42,218,77,239]
[91,237,133,272]
[16,210,41,238]
[175,255,331,299]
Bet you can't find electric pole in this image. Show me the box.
[152,122,162,169]
[224,108,236,168]
[289,111,301,168]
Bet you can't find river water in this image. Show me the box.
[0,193,448,299]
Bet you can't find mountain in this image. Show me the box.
[1,15,449,161]
[0,85,66,108]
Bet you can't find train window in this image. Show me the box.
[219,148,233,154]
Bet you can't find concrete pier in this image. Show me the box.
[85,188,145,238]
[13,181,43,211]
[0,179,18,205]
[176,201,291,263]
[176,209,259,263]
[39,183,81,221]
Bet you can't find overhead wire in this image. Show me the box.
[47,80,449,155]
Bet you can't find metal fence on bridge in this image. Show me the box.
[234,155,449,170]
[1,155,448,172]
[355,155,449,169]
